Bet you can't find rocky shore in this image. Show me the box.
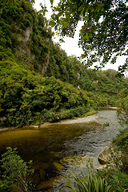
[0,112,99,131]
[0,107,117,131]
[52,113,99,125]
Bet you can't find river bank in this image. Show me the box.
[0,110,98,131]
[41,107,117,126]
[0,107,117,132]
[0,108,125,192]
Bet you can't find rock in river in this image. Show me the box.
[98,146,112,164]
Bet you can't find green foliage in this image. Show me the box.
[0,0,52,68]
[98,129,128,192]
[0,2,128,191]
[117,78,128,122]
[46,44,126,103]
[98,168,128,192]
[61,168,111,192]
[0,60,90,127]
[0,147,34,192]
[112,128,128,153]
[0,0,127,128]
[49,0,128,69]
[103,122,109,128]
[1,58,124,128]
[117,88,128,125]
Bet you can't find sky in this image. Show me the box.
[33,0,127,72]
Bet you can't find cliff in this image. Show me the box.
[0,0,128,128]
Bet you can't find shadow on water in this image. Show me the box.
[0,110,125,191]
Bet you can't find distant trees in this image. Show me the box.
[117,85,128,125]
[0,60,90,127]
[1,0,128,128]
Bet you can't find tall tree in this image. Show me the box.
[48,0,128,70]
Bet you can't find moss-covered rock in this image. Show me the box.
[52,162,64,172]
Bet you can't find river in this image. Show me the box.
[0,109,125,191]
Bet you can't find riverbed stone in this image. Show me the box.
[41,162,49,170]
[37,179,54,191]
[39,168,46,180]
[60,156,75,166]
[52,162,64,172]
[98,146,122,165]
[32,171,41,185]
[98,146,112,164]
[96,164,107,171]
[51,151,63,159]
[37,175,63,191]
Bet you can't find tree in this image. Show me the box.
[0,147,34,192]
[48,0,128,70]
[0,0,35,15]
[117,88,128,125]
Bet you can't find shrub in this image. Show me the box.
[103,122,109,128]
[98,165,128,192]
[0,147,34,192]
[61,168,111,192]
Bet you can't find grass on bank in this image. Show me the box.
[1,128,128,192]
[60,128,128,192]
[84,109,97,117]
[98,128,128,192]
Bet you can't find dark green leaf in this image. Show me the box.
[50,0,54,5]
[49,20,56,27]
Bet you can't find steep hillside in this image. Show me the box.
[0,0,53,74]
[0,60,90,127]
[0,0,128,127]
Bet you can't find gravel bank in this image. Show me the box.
[54,113,99,125]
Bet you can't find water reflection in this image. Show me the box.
[0,110,125,191]
[0,122,99,163]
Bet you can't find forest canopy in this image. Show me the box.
[0,0,128,128]
[48,0,128,70]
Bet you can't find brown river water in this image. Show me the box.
[0,109,125,191]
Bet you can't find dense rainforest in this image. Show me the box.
[1,1,128,192]
[0,0,128,128]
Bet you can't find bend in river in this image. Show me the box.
[0,109,125,191]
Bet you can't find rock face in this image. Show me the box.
[98,146,112,164]
[15,26,35,66]
[15,26,51,75]
[98,146,122,167]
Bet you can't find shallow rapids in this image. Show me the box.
[0,109,125,191]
